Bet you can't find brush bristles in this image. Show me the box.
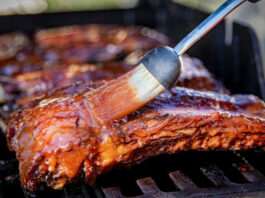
[129,64,165,103]
[87,63,165,123]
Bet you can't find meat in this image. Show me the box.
[6,80,265,191]
[0,61,133,124]
[3,62,131,97]
[0,25,168,77]
[0,25,171,104]
[35,25,169,63]
[0,54,229,128]
[0,25,171,123]
[1,25,263,193]
[0,32,31,61]
[0,54,228,102]
[0,26,227,105]
[0,33,43,77]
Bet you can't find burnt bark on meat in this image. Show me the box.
[6,81,265,191]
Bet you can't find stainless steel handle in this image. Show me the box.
[174,0,246,55]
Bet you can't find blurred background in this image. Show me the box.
[0,0,139,14]
[0,0,264,74]
[174,0,265,76]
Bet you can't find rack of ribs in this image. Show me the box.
[0,25,168,77]
[34,25,169,63]
[5,78,265,191]
[0,55,228,102]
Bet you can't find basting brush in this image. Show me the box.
[88,46,181,122]
[87,0,258,122]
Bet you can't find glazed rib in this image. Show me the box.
[0,25,168,77]
[6,81,265,191]
[1,54,228,102]
[7,62,130,97]
[35,25,169,63]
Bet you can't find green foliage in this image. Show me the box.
[45,0,118,12]
[172,0,225,11]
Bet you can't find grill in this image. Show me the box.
[1,151,265,197]
[0,0,265,197]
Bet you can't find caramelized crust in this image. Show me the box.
[6,81,265,191]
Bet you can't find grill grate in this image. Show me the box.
[1,151,265,198]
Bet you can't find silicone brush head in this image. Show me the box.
[88,46,182,123]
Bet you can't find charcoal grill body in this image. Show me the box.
[0,1,265,197]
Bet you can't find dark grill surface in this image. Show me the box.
[1,147,265,198]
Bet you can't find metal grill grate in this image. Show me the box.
[1,150,265,198]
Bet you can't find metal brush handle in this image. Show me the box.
[141,0,260,90]
[174,0,247,55]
